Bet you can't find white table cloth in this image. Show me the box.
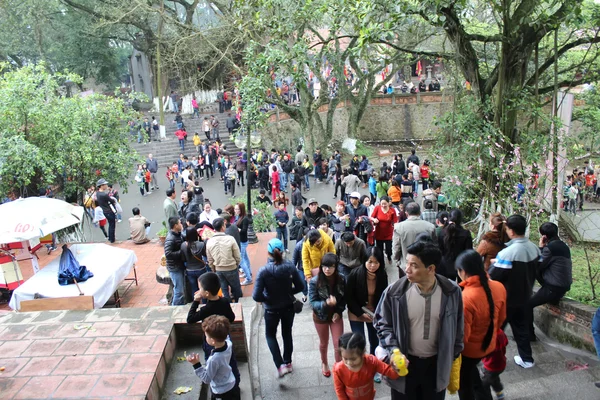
[9,243,137,310]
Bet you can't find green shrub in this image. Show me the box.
[231,190,275,233]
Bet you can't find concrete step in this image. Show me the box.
[131,112,245,166]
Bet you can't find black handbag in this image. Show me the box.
[292,297,303,314]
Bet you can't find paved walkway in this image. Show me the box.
[1,233,272,312]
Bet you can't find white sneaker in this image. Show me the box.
[514,355,535,368]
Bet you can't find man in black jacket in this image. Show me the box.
[290,182,303,208]
[302,198,325,229]
[258,162,269,192]
[529,222,572,341]
[164,217,185,306]
[313,148,323,183]
[96,178,117,243]
[281,154,294,193]
[406,149,419,167]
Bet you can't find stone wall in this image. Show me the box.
[261,92,453,151]
[533,291,597,353]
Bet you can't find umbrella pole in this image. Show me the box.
[73,278,84,296]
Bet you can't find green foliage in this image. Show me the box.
[157,221,169,237]
[0,64,140,201]
[432,94,553,217]
[573,85,600,155]
[231,190,276,233]
[353,141,376,159]
[569,244,600,307]
[0,0,130,89]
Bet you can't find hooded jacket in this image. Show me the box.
[301,229,335,277]
[181,240,207,271]
[476,231,506,271]
[302,206,326,229]
[538,237,572,289]
[374,275,464,394]
[252,259,304,310]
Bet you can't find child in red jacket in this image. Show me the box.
[482,328,508,400]
[333,333,398,400]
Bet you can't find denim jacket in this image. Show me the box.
[309,276,346,321]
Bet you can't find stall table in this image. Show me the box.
[9,243,137,311]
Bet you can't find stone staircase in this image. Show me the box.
[130,111,244,167]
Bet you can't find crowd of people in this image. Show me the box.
[137,141,578,400]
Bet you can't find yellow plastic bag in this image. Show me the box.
[447,354,461,394]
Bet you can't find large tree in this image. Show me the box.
[337,0,600,219]
[60,0,246,94]
[235,0,428,148]
[0,0,130,88]
[0,64,140,202]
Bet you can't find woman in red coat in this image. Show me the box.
[370,196,397,263]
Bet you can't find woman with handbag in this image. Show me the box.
[309,252,346,378]
[252,239,305,378]
[180,227,208,296]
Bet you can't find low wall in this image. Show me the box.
[534,292,597,353]
[261,92,453,150]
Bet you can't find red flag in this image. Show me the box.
[416,60,422,77]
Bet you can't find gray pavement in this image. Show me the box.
[100,167,371,242]
[253,295,600,400]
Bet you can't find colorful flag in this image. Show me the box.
[416,60,423,77]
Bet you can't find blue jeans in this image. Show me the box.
[177,122,183,129]
[304,174,310,189]
[172,101,179,113]
[296,268,308,296]
[276,226,288,250]
[179,139,185,151]
[169,268,185,306]
[186,268,208,296]
[280,173,288,191]
[240,242,252,280]
[264,306,295,368]
[350,320,379,355]
[193,108,200,118]
[216,270,243,302]
[593,307,600,359]
[338,264,353,280]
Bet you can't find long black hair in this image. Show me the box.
[455,249,495,351]
[443,209,464,257]
[349,246,388,305]
[317,252,341,288]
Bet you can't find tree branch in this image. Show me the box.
[525,35,600,87]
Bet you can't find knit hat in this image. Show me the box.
[267,238,284,254]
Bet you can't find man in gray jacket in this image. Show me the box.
[392,202,435,271]
[163,189,178,225]
[334,232,368,278]
[164,217,185,306]
[146,153,159,191]
[374,240,463,399]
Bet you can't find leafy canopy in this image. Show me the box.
[0,64,141,201]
